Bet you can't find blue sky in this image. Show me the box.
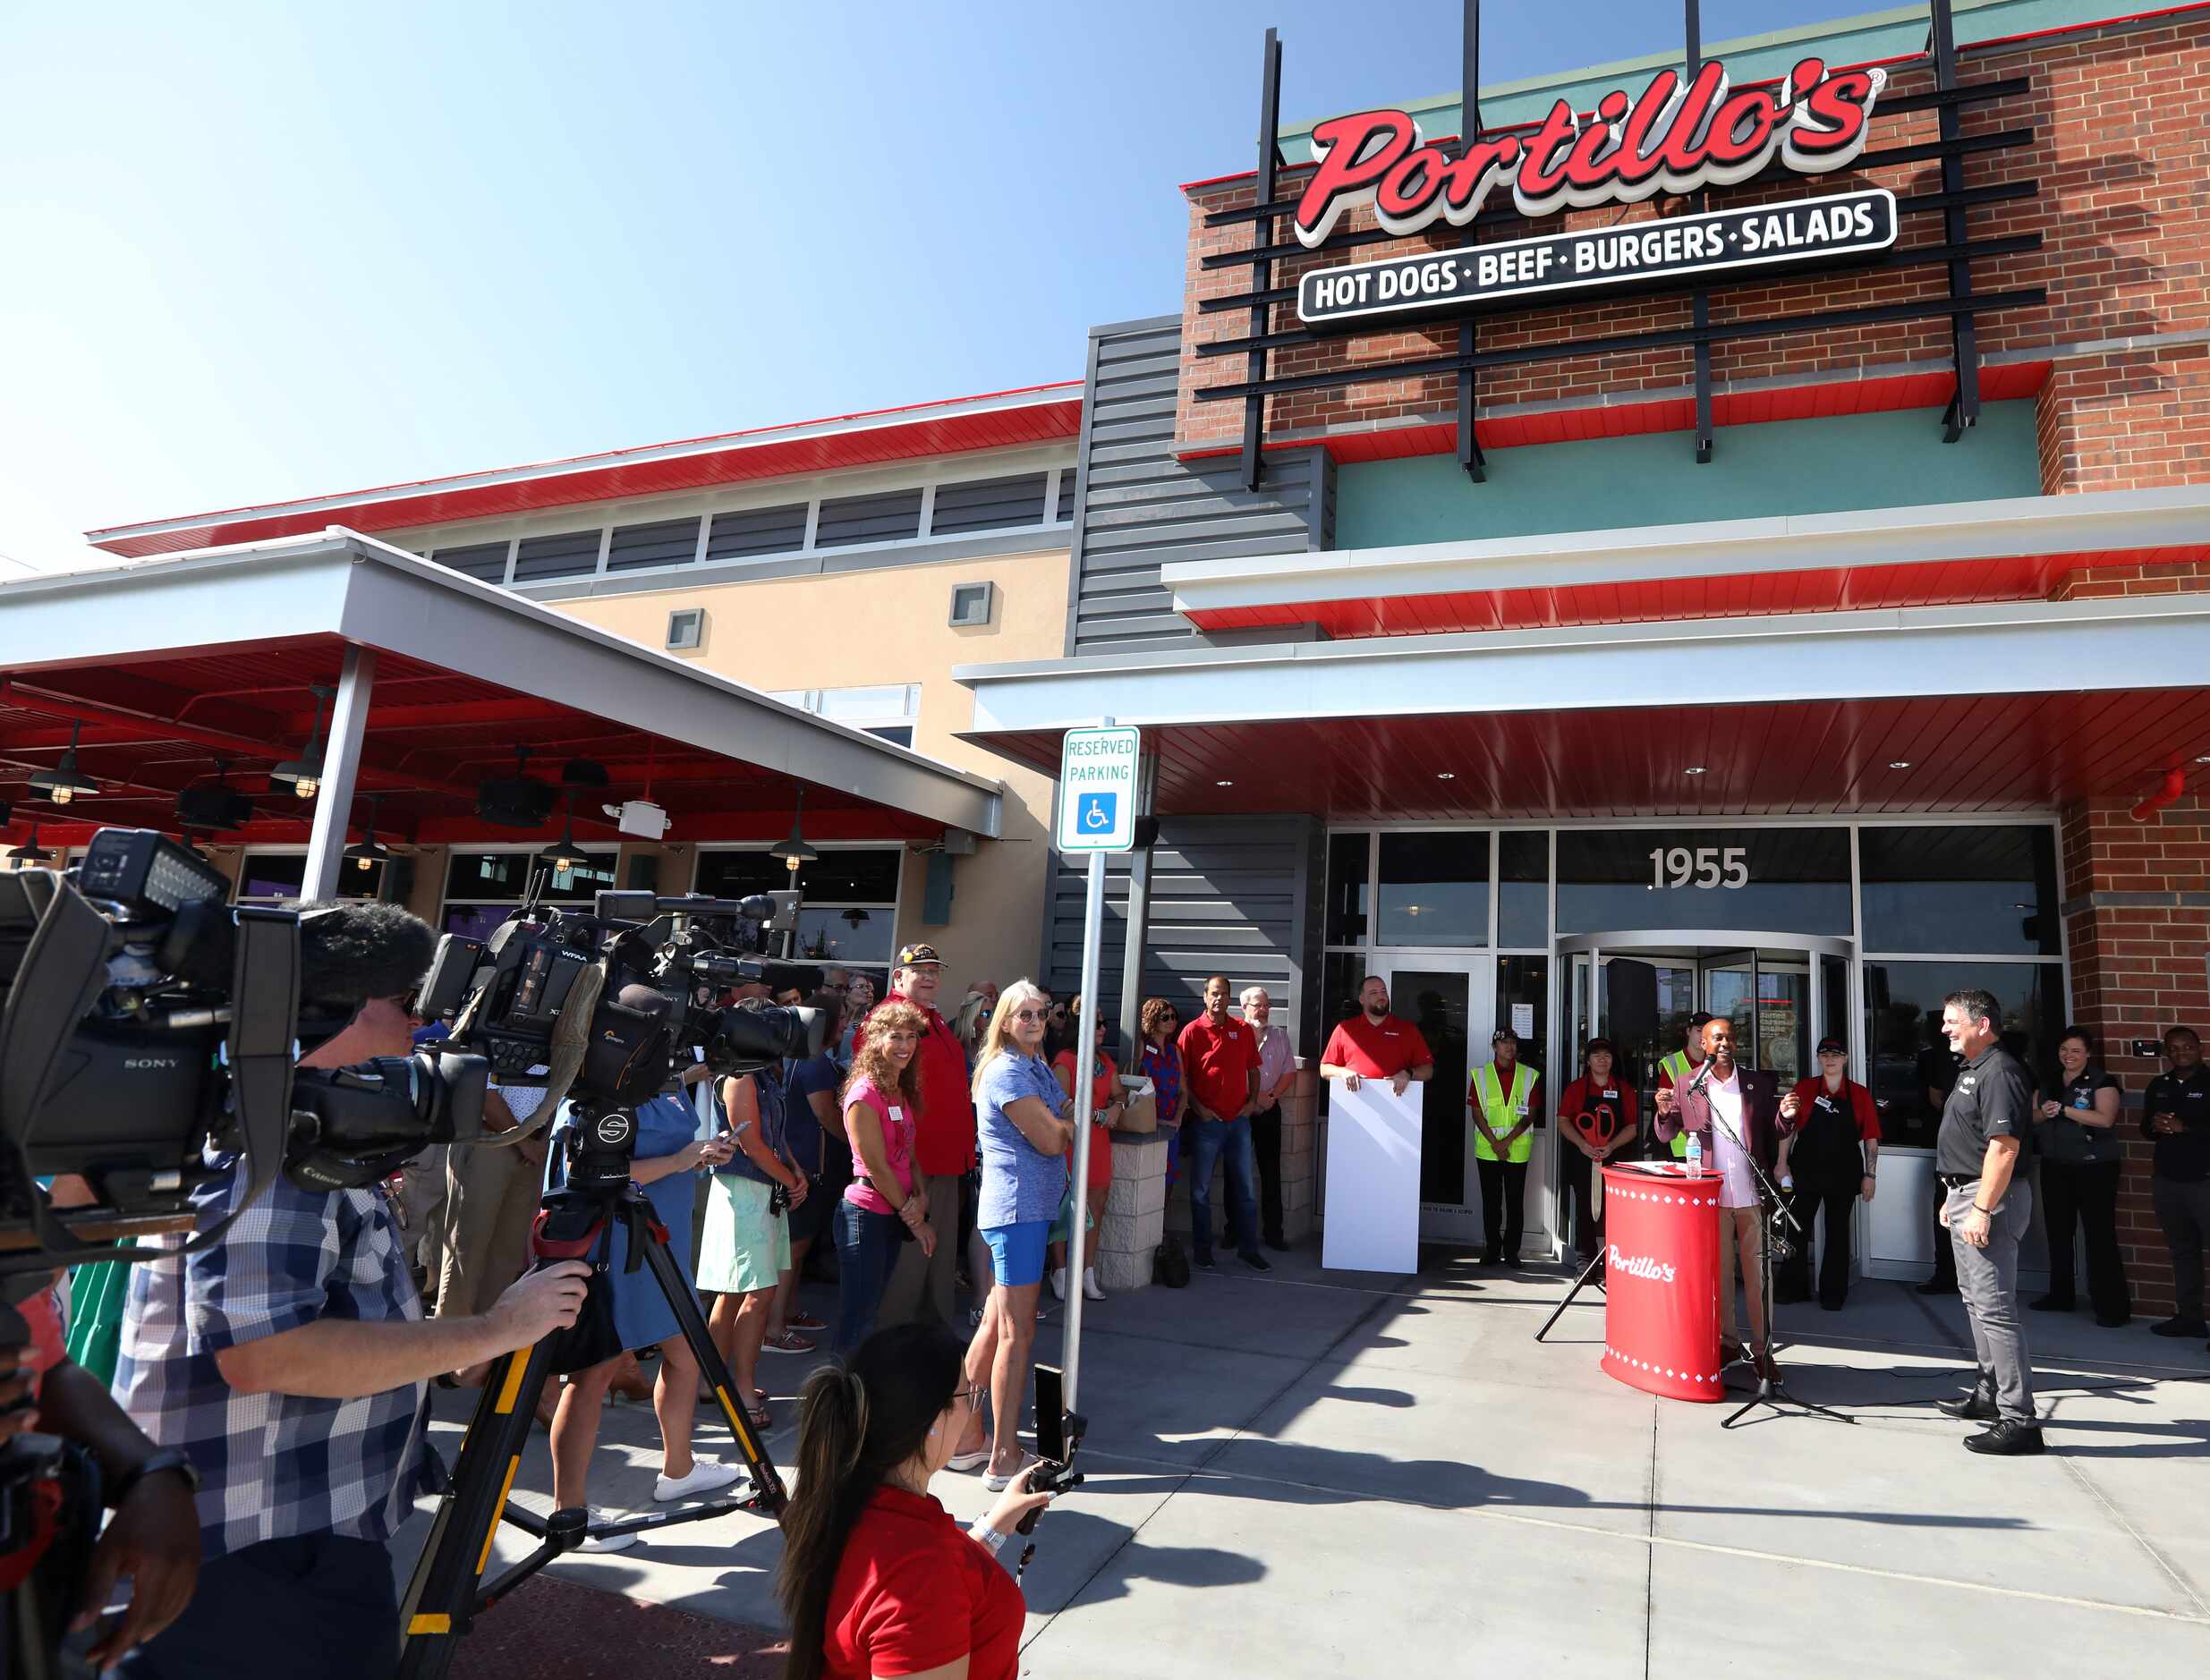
[2,0,1860,572]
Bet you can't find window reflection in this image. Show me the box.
[1863,960,2065,1149]
[1377,832,1489,946]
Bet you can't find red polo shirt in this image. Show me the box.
[875,989,978,1175]
[1177,1013,1260,1120]
[1320,1014,1433,1080]
[822,1486,1024,1679]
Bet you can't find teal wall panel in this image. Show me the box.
[1332,401,2043,551]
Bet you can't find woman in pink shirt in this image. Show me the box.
[837,1003,936,1353]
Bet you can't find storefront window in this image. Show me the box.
[1376,831,1489,946]
[1498,830,1548,949]
[236,851,379,903]
[439,847,618,938]
[1863,960,2066,1150]
[1555,827,1849,936]
[693,846,901,989]
[1324,832,1370,946]
[1858,825,2059,956]
[1495,955,1548,1074]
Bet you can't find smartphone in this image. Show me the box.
[1033,1363,1066,1464]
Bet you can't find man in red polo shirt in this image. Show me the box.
[873,943,978,1328]
[1176,975,1267,1271]
[1320,975,1436,1094]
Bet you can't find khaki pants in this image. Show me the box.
[878,1171,960,1331]
[399,1146,449,1287]
[1717,1204,1767,1351]
[438,1139,540,1321]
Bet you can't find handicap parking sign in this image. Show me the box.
[1057,725,1141,852]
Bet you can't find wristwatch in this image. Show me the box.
[110,1447,200,1509]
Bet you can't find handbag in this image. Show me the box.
[1118,1076,1159,1136]
[545,1222,625,1375]
[1155,1233,1191,1289]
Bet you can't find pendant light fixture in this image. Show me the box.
[270,684,334,799]
[28,720,100,806]
[769,786,819,875]
[6,824,55,867]
[344,793,392,872]
[535,792,597,875]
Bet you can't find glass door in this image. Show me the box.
[1376,957,1493,1243]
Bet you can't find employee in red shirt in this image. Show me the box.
[1775,1035,1883,1311]
[779,1322,1052,1680]
[1319,974,1436,1093]
[1176,975,1267,1271]
[1558,1038,1640,1264]
[872,944,979,1331]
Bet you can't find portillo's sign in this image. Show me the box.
[1292,57,1889,245]
[1288,55,1891,327]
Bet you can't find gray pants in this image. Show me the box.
[2151,1174,2210,1320]
[1946,1181,2036,1421]
[879,1170,960,1331]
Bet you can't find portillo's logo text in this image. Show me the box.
[1291,55,1888,248]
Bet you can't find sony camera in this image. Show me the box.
[414,890,826,1193]
[0,828,487,1275]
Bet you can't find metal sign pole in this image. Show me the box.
[1062,847,1106,1414]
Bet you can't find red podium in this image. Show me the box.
[1599,1163,1724,1402]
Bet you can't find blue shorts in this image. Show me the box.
[982,1220,1050,1289]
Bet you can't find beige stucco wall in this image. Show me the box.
[547,547,1067,993]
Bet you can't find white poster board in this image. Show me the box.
[1322,1080,1423,1274]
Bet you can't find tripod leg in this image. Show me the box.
[1534,1247,1607,1343]
[397,1336,559,1680]
[634,1215,786,1510]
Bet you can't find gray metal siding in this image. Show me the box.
[607,517,699,573]
[816,488,924,548]
[1065,318,1334,656]
[930,472,1048,536]
[704,504,807,562]
[511,530,601,581]
[1044,815,1322,1056]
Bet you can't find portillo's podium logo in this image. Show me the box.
[1289,55,1891,326]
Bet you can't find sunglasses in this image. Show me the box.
[1014,1008,1050,1023]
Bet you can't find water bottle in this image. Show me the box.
[1685,1132,1704,1176]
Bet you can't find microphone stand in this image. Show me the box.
[1689,1064,1853,1430]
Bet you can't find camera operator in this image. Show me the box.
[778,1323,1050,1680]
[110,903,591,1680]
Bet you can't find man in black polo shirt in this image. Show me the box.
[1931,987,2043,1455]
[2143,1025,2210,1345]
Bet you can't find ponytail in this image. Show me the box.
[778,1323,965,1680]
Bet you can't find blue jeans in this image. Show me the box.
[118,1533,396,1679]
[1187,1115,1259,1257]
[835,1200,904,1353]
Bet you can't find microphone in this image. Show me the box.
[1687,1057,1714,1099]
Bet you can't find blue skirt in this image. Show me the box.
[604,1172,696,1353]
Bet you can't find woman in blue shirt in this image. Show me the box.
[543,1082,736,1549]
[948,980,1075,1489]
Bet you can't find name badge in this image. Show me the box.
[1601,1088,1619,1100]
[887,1106,905,1123]
[1816,1096,1836,1112]
[1514,1100,1530,1116]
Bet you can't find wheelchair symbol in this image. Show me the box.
[1078,793,1118,833]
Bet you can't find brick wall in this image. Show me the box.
[1178,13,2210,488]
[2060,793,2210,1314]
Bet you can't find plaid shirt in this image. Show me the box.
[113,1158,428,1560]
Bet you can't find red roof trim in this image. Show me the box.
[1177,4,2210,194]
[89,382,1083,557]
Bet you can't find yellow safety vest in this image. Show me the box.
[1471,1062,1536,1164]
[1657,1050,1695,1158]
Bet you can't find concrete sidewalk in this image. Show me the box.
[397,1250,2210,1677]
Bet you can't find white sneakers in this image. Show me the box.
[1083,1267,1106,1302]
[654,1458,744,1502]
[582,1507,637,1552]
[1050,1268,1067,1300]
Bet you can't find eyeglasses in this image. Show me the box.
[1014,1008,1050,1023]
[954,1383,984,1410]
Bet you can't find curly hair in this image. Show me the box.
[1140,996,1180,1040]
[845,1001,927,1112]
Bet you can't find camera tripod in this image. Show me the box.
[395,1168,786,1680]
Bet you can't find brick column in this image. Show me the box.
[2060,793,2210,1317]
